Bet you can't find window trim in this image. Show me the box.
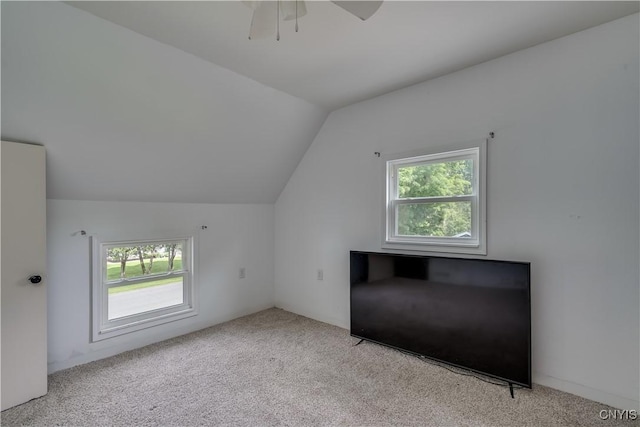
[91,236,198,342]
[382,139,487,255]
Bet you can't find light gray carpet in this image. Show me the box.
[1,308,628,426]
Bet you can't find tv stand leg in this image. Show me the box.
[509,383,515,399]
[354,339,364,347]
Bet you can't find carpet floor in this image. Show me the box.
[1,308,628,426]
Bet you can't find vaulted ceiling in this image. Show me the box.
[66,1,640,109]
[2,1,638,203]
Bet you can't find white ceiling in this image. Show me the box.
[2,1,638,204]
[67,1,640,109]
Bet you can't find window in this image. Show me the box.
[91,237,196,341]
[383,141,486,254]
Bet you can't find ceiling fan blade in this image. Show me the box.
[248,1,277,40]
[330,1,382,21]
[280,0,307,21]
[242,1,261,9]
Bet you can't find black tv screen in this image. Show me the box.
[350,251,531,387]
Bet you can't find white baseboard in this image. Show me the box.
[274,302,348,330]
[47,303,275,374]
[533,372,638,410]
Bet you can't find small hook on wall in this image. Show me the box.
[71,230,87,237]
[374,152,381,158]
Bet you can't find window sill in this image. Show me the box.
[92,307,197,342]
[382,240,487,256]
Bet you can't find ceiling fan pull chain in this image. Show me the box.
[276,0,280,41]
[295,0,299,32]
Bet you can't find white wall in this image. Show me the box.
[47,200,274,373]
[274,14,640,410]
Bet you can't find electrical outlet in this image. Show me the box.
[317,269,323,281]
[239,267,246,279]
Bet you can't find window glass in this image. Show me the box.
[397,159,473,198]
[397,201,472,238]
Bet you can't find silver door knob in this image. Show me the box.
[28,275,42,284]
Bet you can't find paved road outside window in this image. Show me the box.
[108,281,183,320]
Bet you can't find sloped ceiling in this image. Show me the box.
[1,1,328,203]
[67,1,640,109]
[2,1,638,204]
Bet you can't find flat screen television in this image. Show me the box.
[350,251,531,388]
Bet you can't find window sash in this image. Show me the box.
[392,200,476,239]
[105,271,186,288]
[392,195,475,204]
[390,152,477,200]
[102,280,191,332]
[102,239,186,282]
[390,149,476,168]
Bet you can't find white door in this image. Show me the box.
[1,141,47,411]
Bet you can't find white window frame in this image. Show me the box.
[91,236,197,342]
[382,140,487,255]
